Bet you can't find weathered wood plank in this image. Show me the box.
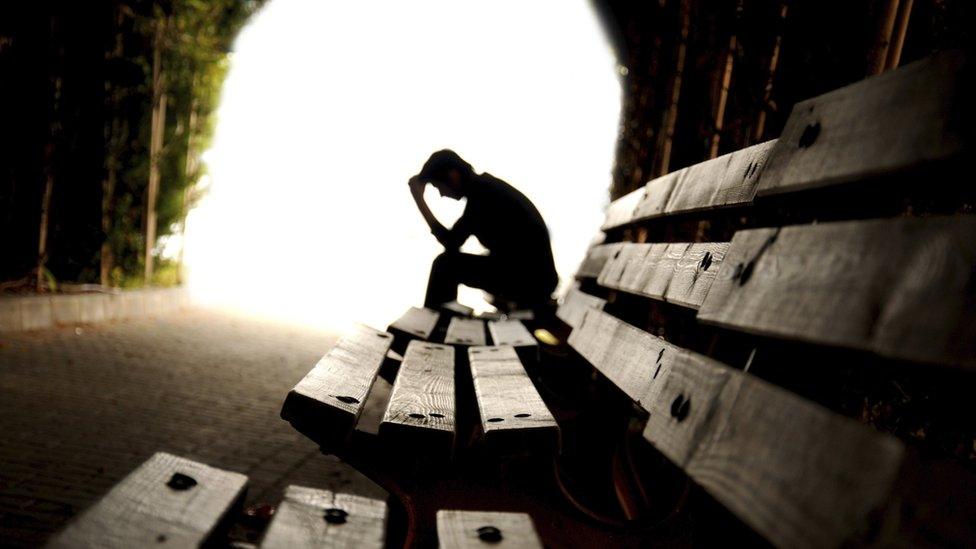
[631,169,684,222]
[445,317,486,346]
[487,319,536,348]
[281,325,393,442]
[555,286,606,330]
[666,139,777,214]
[643,347,906,549]
[576,243,622,279]
[468,346,557,449]
[597,242,729,309]
[697,216,976,367]
[601,186,643,230]
[260,485,387,549]
[388,307,439,341]
[568,308,673,408]
[757,51,967,196]
[436,510,543,549]
[380,341,455,447]
[48,452,248,548]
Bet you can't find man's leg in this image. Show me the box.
[423,252,499,309]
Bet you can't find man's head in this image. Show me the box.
[417,149,474,200]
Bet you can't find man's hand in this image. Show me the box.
[408,176,425,198]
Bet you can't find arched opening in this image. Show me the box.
[185,0,621,330]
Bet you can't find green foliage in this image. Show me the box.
[103,0,266,287]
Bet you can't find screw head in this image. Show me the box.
[324,508,348,524]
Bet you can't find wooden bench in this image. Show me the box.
[52,51,973,548]
[49,453,545,548]
[559,50,976,547]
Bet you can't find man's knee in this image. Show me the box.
[431,251,459,271]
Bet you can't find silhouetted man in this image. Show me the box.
[409,150,558,312]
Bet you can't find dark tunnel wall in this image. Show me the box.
[591,0,974,200]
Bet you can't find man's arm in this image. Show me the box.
[408,176,467,249]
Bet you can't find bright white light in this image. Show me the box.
[185,0,620,332]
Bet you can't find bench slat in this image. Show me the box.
[468,346,557,448]
[436,510,543,549]
[555,286,606,330]
[598,242,730,309]
[568,308,673,408]
[445,317,487,346]
[49,452,248,548]
[576,243,622,279]
[281,326,393,441]
[260,485,387,549]
[757,51,967,197]
[666,139,777,214]
[487,319,535,348]
[380,341,455,446]
[388,306,440,341]
[601,186,643,230]
[644,346,905,549]
[697,216,976,367]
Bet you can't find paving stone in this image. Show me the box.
[0,308,385,547]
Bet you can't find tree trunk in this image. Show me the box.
[866,0,901,75]
[752,2,788,144]
[37,15,63,293]
[884,0,913,71]
[655,0,691,177]
[145,19,167,285]
[101,10,126,287]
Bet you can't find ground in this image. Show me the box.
[0,308,384,547]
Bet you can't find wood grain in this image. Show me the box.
[487,319,536,348]
[697,216,976,367]
[468,346,557,447]
[568,308,674,409]
[436,510,543,549]
[666,139,777,214]
[757,51,967,196]
[445,317,487,346]
[643,346,906,549]
[576,243,622,279]
[555,286,606,330]
[601,186,643,230]
[260,485,387,549]
[48,452,247,548]
[388,307,440,340]
[597,242,729,309]
[281,325,393,441]
[380,341,455,445]
[632,169,684,221]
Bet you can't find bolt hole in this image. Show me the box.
[489,348,499,352]
[376,333,390,339]
[166,473,197,491]
[487,417,505,423]
[324,508,348,524]
[157,534,167,543]
[408,413,425,419]
[335,395,359,404]
[514,413,531,418]
[429,413,445,418]
[477,525,503,543]
[670,394,691,422]
[700,251,713,271]
[798,122,821,148]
